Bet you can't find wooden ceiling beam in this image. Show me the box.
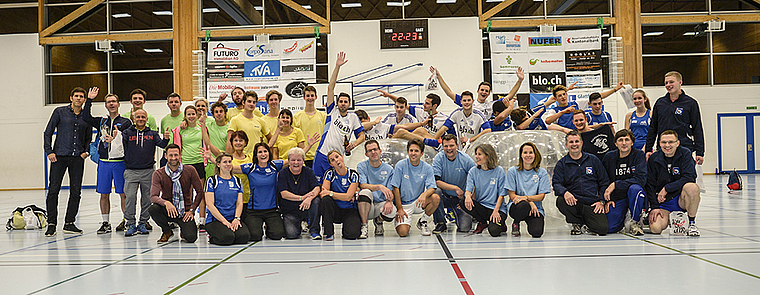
[482,16,616,29]
[480,0,518,22]
[39,0,105,38]
[200,26,329,38]
[39,32,173,45]
[275,0,329,27]
[642,13,760,25]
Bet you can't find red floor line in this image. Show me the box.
[187,282,208,287]
[245,272,279,278]
[362,254,385,259]
[309,262,337,269]
[107,293,124,295]
[408,246,422,250]
[450,263,474,295]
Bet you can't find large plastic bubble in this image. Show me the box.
[344,139,439,169]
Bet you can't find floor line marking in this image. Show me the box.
[165,241,257,295]
[309,262,337,269]
[700,227,760,243]
[362,254,385,259]
[623,233,760,280]
[436,234,475,295]
[245,272,279,278]
[0,232,92,257]
[28,240,177,295]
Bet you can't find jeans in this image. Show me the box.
[282,197,321,239]
[433,190,472,232]
[46,156,85,225]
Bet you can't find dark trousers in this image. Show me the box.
[509,201,545,238]
[282,197,321,239]
[46,156,85,225]
[459,199,507,237]
[243,208,284,242]
[319,196,361,239]
[606,184,646,233]
[149,204,198,242]
[304,160,314,168]
[433,192,472,232]
[556,196,608,235]
[205,220,250,245]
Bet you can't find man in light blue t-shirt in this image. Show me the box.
[390,139,440,237]
[357,140,396,237]
[431,134,475,233]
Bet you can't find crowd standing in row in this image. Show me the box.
[43,52,705,242]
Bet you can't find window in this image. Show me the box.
[0,1,38,34]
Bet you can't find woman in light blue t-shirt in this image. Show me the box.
[461,144,508,237]
[505,142,550,238]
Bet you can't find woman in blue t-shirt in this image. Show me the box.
[624,89,651,151]
[232,142,286,241]
[505,142,550,238]
[461,144,508,237]
[319,150,361,241]
[204,152,250,245]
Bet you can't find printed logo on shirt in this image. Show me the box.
[586,167,593,175]
[380,171,388,175]
[631,166,636,173]
[342,178,347,186]
[265,168,272,173]
[675,108,683,115]
[532,174,539,182]
[404,174,410,179]
[673,167,680,175]
[228,181,234,188]
[490,178,497,185]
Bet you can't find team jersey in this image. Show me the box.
[542,101,579,130]
[455,94,493,119]
[505,166,550,216]
[432,150,475,197]
[364,122,396,141]
[357,160,394,203]
[465,166,508,213]
[177,125,204,165]
[241,160,283,210]
[293,110,327,161]
[323,168,360,209]
[260,114,279,136]
[382,112,416,125]
[206,120,229,151]
[443,108,490,140]
[587,111,613,126]
[228,113,269,154]
[316,102,364,156]
[161,113,184,134]
[390,159,436,205]
[205,175,243,224]
[408,106,448,134]
[629,109,650,150]
[488,117,513,131]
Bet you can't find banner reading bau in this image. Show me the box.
[490,29,602,110]
[207,39,317,114]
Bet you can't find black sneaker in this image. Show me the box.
[169,222,179,229]
[145,221,153,231]
[198,223,206,233]
[63,223,83,234]
[432,222,447,234]
[97,222,112,234]
[115,219,126,232]
[45,224,56,237]
[570,224,582,235]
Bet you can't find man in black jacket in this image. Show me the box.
[602,129,647,235]
[646,130,701,236]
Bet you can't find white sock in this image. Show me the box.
[102,214,109,222]
[421,214,431,222]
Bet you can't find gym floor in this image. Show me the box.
[0,174,758,294]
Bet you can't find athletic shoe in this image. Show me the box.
[359,224,368,239]
[511,222,521,237]
[97,222,112,234]
[198,223,206,233]
[125,224,138,237]
[301,221,309,233]
[687,223,700,237]
[373,217,384,236]
[145,221,153,231]
[310,233,322,240]
[630,221,645,236]
[45,224,56,237]
[473,222,488,234]
[417,219,431,236]
[571,224,583,235]
[325,235,334,241]
[157,231,174,243]
[137,223,149,235]
[169,222,179,229]
[115,219,126,232]
[432,222,447,234]
[62,223,83,234]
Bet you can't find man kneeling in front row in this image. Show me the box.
[389,139,440,237]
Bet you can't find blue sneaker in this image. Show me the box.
[325,235,334,241]
[125,224,137,237]
[310,233,322,240]
[137,223,149,235]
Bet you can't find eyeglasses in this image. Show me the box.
[659,140,677,145]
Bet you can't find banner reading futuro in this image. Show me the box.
[206,39,317,114]
[489,29,602,111]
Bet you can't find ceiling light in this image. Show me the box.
[112,13,131,18]
[437,0,456,3]
[143,48,164,53]
[643,31,664,37]
[152,11,172,16]
[254,6,263,10]
[387,1,411,6]
[601,33,610,37]
[202,7,219,13]
[683,32,697,36]
[341,3,362,8]
[302,5,312,9]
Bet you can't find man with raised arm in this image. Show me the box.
[434,91,491,147]
[436,68,495,119]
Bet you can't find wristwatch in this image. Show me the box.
[329,191,334,197]
[234,217,241,221]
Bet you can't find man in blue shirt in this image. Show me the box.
[43,86,97,237]
[390,139,440,237]
[357,140,396,237]
[601,129,647,235]
[431,134,475,233]
[586,92,614,129]
[553,131,610,235]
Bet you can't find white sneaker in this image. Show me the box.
[301,221,309,233]
[630,221,645,236]
[359,224,368,239]
[687,223,700,237]
[417,219,431,236]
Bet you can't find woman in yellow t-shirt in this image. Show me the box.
[268,109,318,160]
[206,130,253,204]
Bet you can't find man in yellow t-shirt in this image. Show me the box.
[293,85,326,168]
[261,90,282,136]
[227,91,270,154]
[122,88,157,131]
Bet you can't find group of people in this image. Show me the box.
[43,51,705,243]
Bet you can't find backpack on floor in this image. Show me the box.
[727,169,742,190]
[6,205,47,230]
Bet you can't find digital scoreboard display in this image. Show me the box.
[380,19,429,49]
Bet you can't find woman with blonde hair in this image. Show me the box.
[204,152,250,245]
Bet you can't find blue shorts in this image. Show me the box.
[312,152,331,183]
[96,160,126,194]
[659,195,685,213]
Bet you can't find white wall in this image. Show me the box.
[1,24,758,189]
